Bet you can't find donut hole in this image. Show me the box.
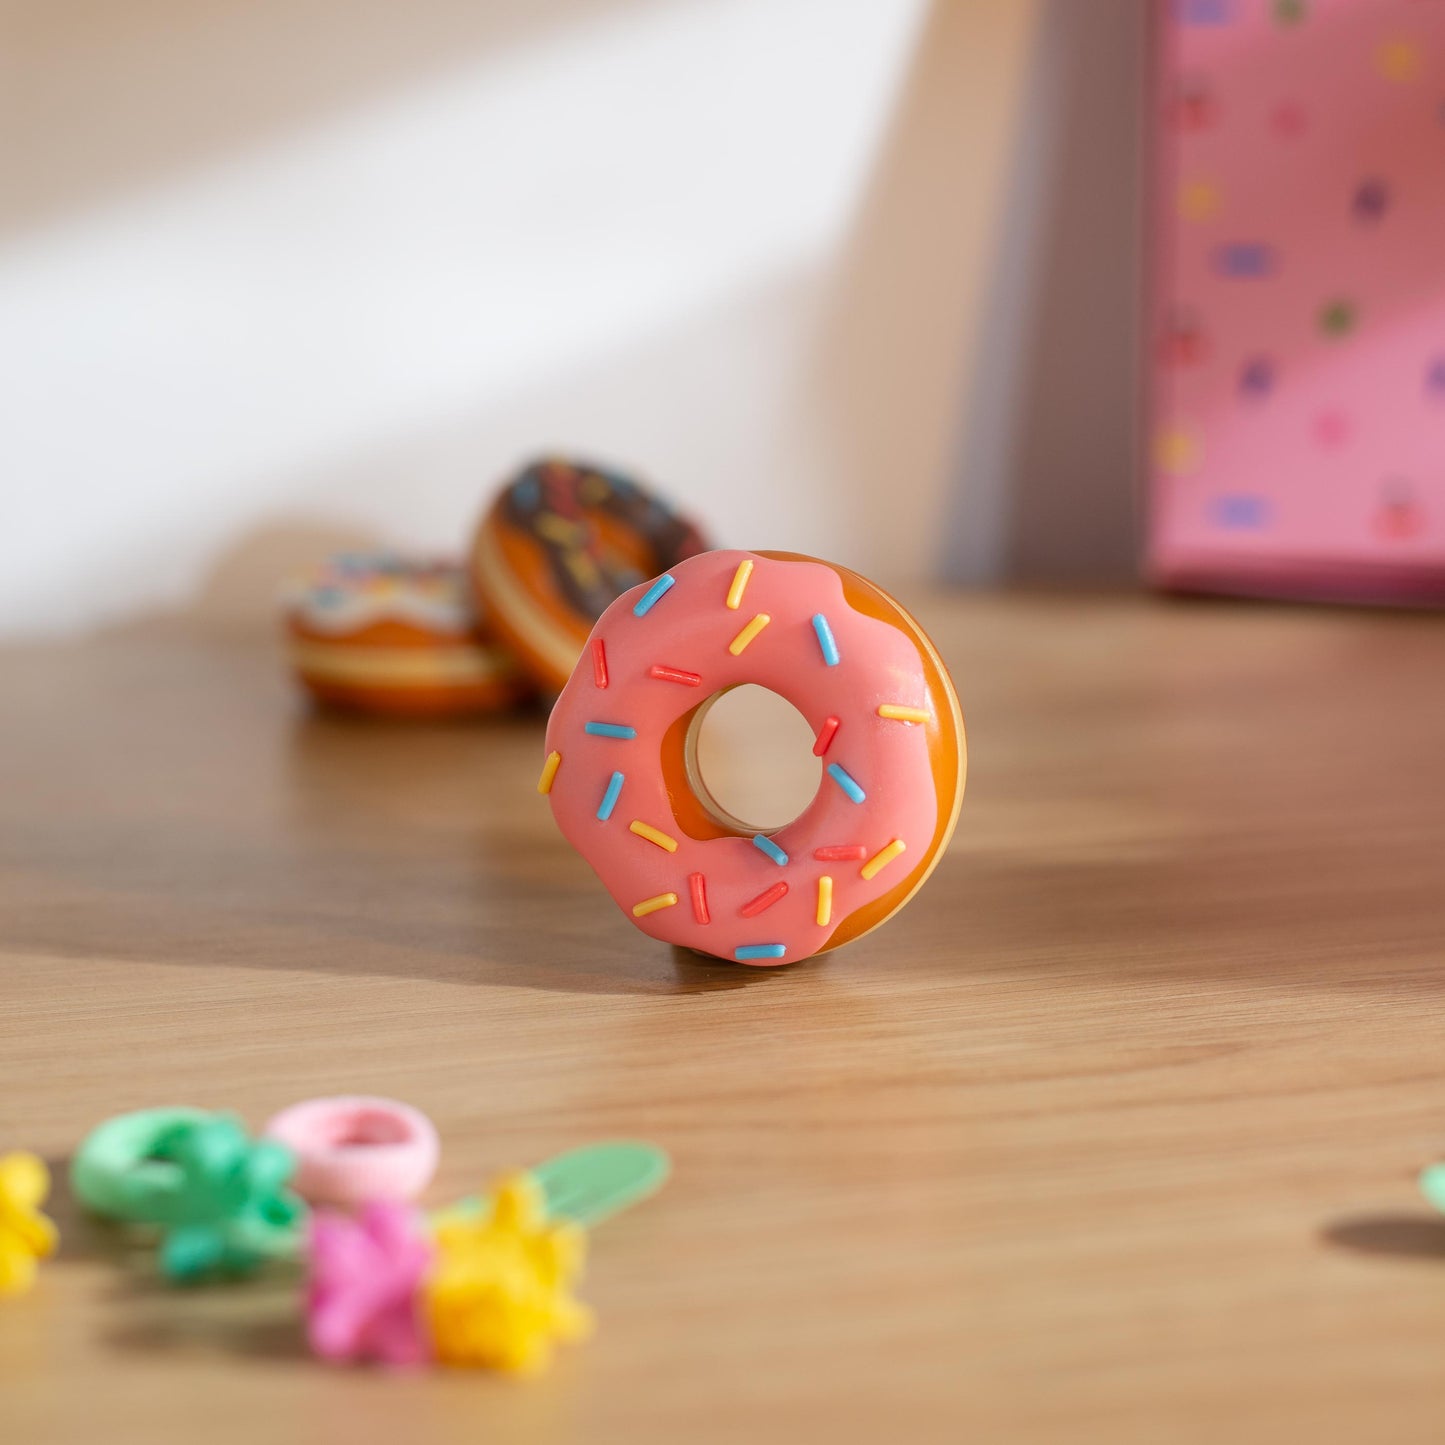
[687,685,821,834]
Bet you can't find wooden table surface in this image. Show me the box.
[3,593,1444,1444]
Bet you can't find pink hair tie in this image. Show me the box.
[263,1097,439,1208]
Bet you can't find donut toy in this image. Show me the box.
[539,549,965,964]
[263,1096,440,1208]
[470,457,708,694]
[284,553,529,718]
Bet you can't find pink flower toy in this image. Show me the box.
[306,1200,433,1367]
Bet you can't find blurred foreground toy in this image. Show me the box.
[72,1109,304,1281]
[73,1103,669,1376]
[439,1141,672,1230]
[151,1116,304,1281]
[264,1096,439,1209]
[0,1152,59,1296]
[470,457,709,694]
[542,548,966,964]
[1418,1163,1445,1216]
[307,1200,434,1366]
[72,1107,210,1223]
[306,1142,669,1373]
[283,553,531,717]
[423,1142,670,1372]
[427,1173,592,1373]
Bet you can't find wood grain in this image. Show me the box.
[2,594,1444,1444]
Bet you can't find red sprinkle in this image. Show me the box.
[649,664,702,686]
[814,845,867,862]
[688,871,710,924]
[812,716,841,756]
[739,881,789,917]
[592,638,608,689]
[546,463,582,517]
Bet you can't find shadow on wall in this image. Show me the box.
[0,0,620,238]
[58,0,1048,633]
[187,521,382,631]
[6,0,1145,639]
[803,0,1042,587]
[941,0,1145,587]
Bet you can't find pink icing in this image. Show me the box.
[543,550,942,964]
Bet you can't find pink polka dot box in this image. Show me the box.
[1148,0,1445,603]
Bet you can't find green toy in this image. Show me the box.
[72,1108,305,1281]
[443,1142,670,1229]
[1418,1163,1445,1216]
[74,1112,667,1284]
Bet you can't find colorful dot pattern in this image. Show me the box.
[1151,1,1445,592]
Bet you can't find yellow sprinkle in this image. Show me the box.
[860,838,906,881]
[877,704,931,724]
[816,875,833,927]
[726,559,753,610]
[728,612,771,655]
[537,751,561,794]
[632,892,679,917]
[535,512,585,546]
[629,820,678,852]
[563,550,602,589]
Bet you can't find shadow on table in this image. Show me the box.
[1320,1213,1445,1263]
[44,1155,139,1270]
[105,1312,310,1364]
[45,1147,308,1364]
[0,672,808,997]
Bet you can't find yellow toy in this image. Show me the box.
[0,1152,59,1296]
[426,1173,592,1373]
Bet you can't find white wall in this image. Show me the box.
[943,0,1143,586]
[0,0,1040,637]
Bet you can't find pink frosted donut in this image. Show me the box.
[540,549,966,964]
[263,1097,440,1208]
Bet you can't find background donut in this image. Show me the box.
[470,457,708,694]
[284,553,530,718]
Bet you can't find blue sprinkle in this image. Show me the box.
[515,475,541,507]
[597,771,624,821]
[585,721,637,739]
[826,763,866,804]
[811,613,840,666]
[751,834,789,866]
[633,574,676,617]
[735,944,787,962]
